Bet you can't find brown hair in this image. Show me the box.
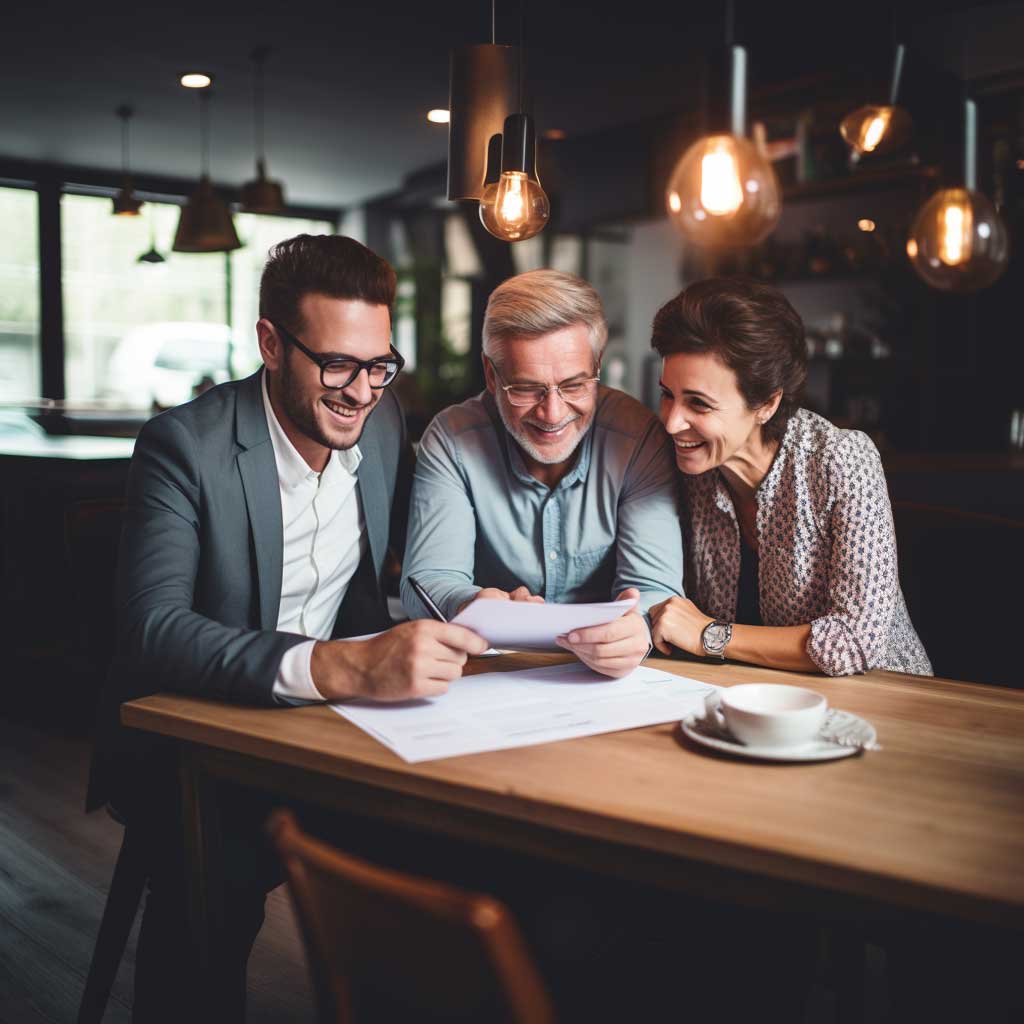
[259,234,397,332]
[650,277,807,442]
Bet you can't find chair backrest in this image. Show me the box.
[892,501,1024,688]
[267,810,556,1024]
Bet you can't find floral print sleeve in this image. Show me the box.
[807,431,901,675]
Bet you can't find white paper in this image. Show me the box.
[330,662,718,763]
[449,596,638,651]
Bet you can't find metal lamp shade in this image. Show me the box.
[173,176,242,253]
[112,178,143,216]
[240,160,285,214]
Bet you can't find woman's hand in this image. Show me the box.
[648,597,714,656]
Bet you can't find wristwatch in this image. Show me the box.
[701,620,733,659]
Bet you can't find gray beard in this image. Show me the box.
[495,400,587,466]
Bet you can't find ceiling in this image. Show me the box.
[1,0,1021,210]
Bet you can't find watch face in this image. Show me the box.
[705,623,729,651]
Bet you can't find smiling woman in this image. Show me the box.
[648,277,932,678]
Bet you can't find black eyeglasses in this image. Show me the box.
[272,321,405,390]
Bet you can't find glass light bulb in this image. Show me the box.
[479,171,550,242]
[700,140,744,215]
[665,133,781,247]
[907,187,1009,292]
[840,105,911,157]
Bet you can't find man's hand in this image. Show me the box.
[456,586,544,615]
[311,620,488,702]
[648,596,714,656]
[554,588,650,678]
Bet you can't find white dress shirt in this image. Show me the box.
[262,372,367,702]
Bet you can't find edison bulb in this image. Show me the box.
[479,171,550,242]
[665,133,780,247]
[840,105,911,157]
[907,187,1009,292]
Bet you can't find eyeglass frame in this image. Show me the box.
[271,320,405,390]
[487,357,602,408]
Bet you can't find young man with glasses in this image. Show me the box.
[89,234,486,1022]
[401,269,684,678]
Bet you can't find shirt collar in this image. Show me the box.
[260,369,361,490]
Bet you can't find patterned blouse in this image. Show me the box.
[682,408,932,677]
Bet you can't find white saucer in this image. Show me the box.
[680,708,878,763]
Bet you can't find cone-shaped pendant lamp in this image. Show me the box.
[241,47,286,214]
[173,91,242,252]
[112,105,144,216]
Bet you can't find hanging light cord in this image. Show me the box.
[518,0,524,113]
[252,47,270,167]
[888,44,905,106]
[200,93,210,179]
[117,105,133,176]
[491,0,496,45]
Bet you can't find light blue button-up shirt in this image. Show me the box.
[400,387,684,620]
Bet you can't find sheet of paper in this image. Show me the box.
[449,597,638,651]
[342,629,503,657]
[330,662,717,763]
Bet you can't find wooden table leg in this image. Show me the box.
[179,745,225,980]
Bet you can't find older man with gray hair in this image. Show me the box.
[401,269,683,677]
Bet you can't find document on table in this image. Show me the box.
[330,662,717,763]
[449,596,638,651]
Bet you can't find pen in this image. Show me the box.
[406,576,448,623]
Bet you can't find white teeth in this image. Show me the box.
[676,441,703,448]
[324,400,358,418]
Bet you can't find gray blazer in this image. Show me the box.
[88,370,411,810]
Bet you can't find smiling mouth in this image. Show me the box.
[322,397,368,422]
[674,439,705,450]
[524,417,577,440]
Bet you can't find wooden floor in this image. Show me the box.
[0,711,315,1024]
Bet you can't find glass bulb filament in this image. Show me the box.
[860,109,892,153]
[939,199,972,265]
[699,140,744,216]
[497,172,527,229]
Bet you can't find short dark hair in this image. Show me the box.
[259,234,397,332]
[650,277,807,443]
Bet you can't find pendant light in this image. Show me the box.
[477,0,550,241]
[240,47,286,214]
[665,6,781,249]
[137,206,166,264]
[112,105,143,217]
[840,44,912,159]
[907,99,1009,292]
[173,90,242,253]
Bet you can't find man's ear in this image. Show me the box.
[482,354,497,395]
[257,318,283,372]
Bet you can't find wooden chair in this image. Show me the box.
[77,810,147,1024]
[267,809,556,1024]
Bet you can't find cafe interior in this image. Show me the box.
[1,0,1022,1021]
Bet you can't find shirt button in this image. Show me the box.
[549,550,558,560]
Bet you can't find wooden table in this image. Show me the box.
[121,656,1024,968]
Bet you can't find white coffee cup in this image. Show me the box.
[721,684,827,749]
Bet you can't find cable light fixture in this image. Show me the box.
[907,98,1008,291]
[840,44,912,160]
[112,105,143,217]
[665,2,781,248]
[241,46,286,214]
[173,89,242,253]
[477,0,550,241]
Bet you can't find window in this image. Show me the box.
[61,195,334,410]
[229,212,336,379]
[62,195,227,408]
[0,186,40,401]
